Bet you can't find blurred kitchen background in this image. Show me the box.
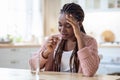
[0,0,120,75]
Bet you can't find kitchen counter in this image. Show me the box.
[0,43,41,48]
[99,45,120,48]
[98,43,120,48]
[0,45,40,69]
[97,44,120,75]
[0,68,120,80]
[98,42,120,48]
[1,42,120,48]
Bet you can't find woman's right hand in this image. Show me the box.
[42,35,60,58]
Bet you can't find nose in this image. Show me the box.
[60,26,66,33]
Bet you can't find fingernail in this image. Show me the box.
[66,15,68,18]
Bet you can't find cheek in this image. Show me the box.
[68,29,74,35]
[58,27,62,32]
[58,27,61,32]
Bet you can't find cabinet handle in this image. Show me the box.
[11,48,17,51]
[10,60,18,64]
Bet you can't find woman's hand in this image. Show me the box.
[66,14,85,49]
[43,35,60,58]
[66,14,81,38]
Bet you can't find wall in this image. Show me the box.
[43,1,120,43]
[43,0,61,36]
[83,11,120,43]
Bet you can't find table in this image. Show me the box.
[0,68,120,80]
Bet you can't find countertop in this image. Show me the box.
[0,43,41,48]
[99,45,120,48]
[0,43,120,48]
[0,68,120,80]
[98,42,120,48]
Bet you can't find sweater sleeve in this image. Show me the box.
[77,38,100,77]
[29,34,61,71]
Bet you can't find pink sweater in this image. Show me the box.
[29,33,100,77]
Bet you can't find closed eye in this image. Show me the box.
[58,22,62,27]
[58,24,62,27]
[66,23,72,28]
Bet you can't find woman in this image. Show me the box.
[29,3,100,77]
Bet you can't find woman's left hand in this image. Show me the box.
[66,14,85,49]
[66,14,81,38]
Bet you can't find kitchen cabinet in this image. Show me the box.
[96,46,120,74]
[78,0,120,11]
[0,47,40,69]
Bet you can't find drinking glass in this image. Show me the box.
[30,52,40,75]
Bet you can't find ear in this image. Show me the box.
[78,21,82,28]
[78,21,82,26]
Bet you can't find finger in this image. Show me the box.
[66,19,77,26]
[53,37,59,42]
[47,41,57,50]
[66,19,76,28]
[47,42,54,49]
[48,39,56,45]
[51,36,60,42]
[66,14,76,23]
[47,35,61,46]
[66,18,76,27]
[66,15,80,30]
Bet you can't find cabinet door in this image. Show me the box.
[97,47,120,74]
[0,47,40,69]
[78,0,120,11]
[0,48,12,67]
[9,48,31,69]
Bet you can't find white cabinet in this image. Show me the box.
[98,47,120,64]
[78,0,120,11]
[0,47,39,69]
[96,47,120,74]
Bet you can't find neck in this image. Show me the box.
[64,39,76,51]
[67,36,76,42]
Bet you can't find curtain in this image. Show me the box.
[0,0,43,43]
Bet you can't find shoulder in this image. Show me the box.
[82,32,96,40]
[81,32,97,46]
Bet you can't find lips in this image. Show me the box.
[61,33,67,35]
[61,34,68,37]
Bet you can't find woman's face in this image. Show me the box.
[58,13,75,40]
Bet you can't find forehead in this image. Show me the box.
[59,13,67,22]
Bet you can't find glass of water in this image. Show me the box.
[30,52,40,75]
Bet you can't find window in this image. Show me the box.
[61,0,78,7]
[0,0,43,44]
[78,0,120,11]
[108,0,120,8]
